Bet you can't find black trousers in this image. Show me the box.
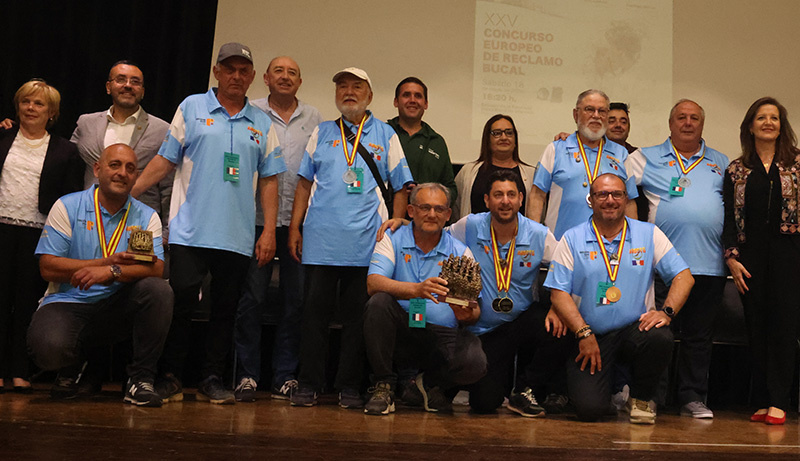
[297,265,368,392]
[159,245,249,381]
[469,306,571,413]
[656,275,724,405]
[0,223,46,379]
[740,236,800,410]
[567,321,673,421]
[27,278,173,382]
[363,292,486,390]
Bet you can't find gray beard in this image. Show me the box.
[578,125,607,142]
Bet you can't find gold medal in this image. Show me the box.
[606,286,622,303]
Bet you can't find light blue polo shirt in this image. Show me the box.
[369,223,472,328]
[544,217,688,335]
[159,88,287,256]
[299,112,414,267]
[533,133,638,239]
[36,186,164,306]
[449,212,558,336]
[625,138,729,276]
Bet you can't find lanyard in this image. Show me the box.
[338,115,366,167]
[590,218,627,283]
[490,224,517,292]
[576,133,605,185]
[93,187,131,258]
[670,140,705,176]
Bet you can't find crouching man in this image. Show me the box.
[363,183,487,415]
[28,144,172,407]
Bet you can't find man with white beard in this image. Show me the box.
[527,89,638,240]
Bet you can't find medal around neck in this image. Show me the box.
[343,167,358,184]
[127,227,157,262]
[437,255,482,307]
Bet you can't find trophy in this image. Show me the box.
[438,255,482,308]
[127,226,157,262]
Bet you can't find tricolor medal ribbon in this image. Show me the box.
[93,187,131,258]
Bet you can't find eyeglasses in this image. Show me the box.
[109,76,143,87]
[413,204,449,214]
[490,129,515,138]
[591,190,627,200]
[579,106,609,117]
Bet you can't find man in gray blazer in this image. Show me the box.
[71,60,172,231]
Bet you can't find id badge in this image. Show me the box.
[346,167,364,194]
[224,152,240,182]
[408,298,426,328]
[669,177,685,197]
[596,281,613,305]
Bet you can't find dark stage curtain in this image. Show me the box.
[1,0,219,139]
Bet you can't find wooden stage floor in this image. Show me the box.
[1,386,799,460]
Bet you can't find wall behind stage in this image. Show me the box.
[214,0,800,164]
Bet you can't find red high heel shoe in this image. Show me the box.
[751,409,768,422]
[765,407,786,425]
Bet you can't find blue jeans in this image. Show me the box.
[234,226,304,388]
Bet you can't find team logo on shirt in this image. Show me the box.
[369,143,384,161]
[196,118,214,126]
[517,249,535,261]
[629,247,646,265]
[247,126,262,145]
[580,250,598,260]
[86,220,94,231]
[427,148,440,159]
[665,160,676,167]
[484,245,490,254]
[707,162,722,176]
[326,140,341,147]
[404,253,412,263]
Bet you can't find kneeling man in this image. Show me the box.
[364,183,487,415]
[28,144,173,407]
[545,173,693,424]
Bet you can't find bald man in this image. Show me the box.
[28,144,173,407]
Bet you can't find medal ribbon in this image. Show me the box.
[490,224,517,292]
[670,140,705,175]
[338,115,367,167]
[590,218,627,283]
[93,187,131,258]
[576,133,605,185]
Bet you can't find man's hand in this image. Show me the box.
[103,252,140,266]
[553,132,570,142]
[638,310,671,331]
[288,226,303,263]
[575,335,601,374]
[414,277,449,302]
[376,218,410,242]
[0,118,14,130]
[255,228,276,267]
[71,266,114,290]
[449,299,480,324]
[726,258,751,294]
[544,308,568,338]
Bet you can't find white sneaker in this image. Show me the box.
[681,401,714,419]
[628,397,656,424]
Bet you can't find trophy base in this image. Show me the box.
[130,253,157,263]
[437,294,470,307]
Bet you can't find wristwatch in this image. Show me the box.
[661,305,675,318]
[110,264,122,281]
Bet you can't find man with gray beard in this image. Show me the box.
[528,89,637,240]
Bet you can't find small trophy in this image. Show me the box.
[127,226,157,262]
[438,255,482,307]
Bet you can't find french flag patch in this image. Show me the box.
[632,260,644,266]
[599,297,611,305]
[227,167,238,175]
[413,313,423,322]
[352,180,361,187]
[671,185,683,193]
[519,262,532,267]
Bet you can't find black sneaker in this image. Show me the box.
[50,374,79,400]
[541,393,569,414]
[398,378,424,407]
[415,373,451,413]
[364,382,395,415]
[290,385,318,407]
[234,377,257,403]
[155,372,184,403]
[124,379,162,407]
[507,387,545,418]
[339,388,364,409]
[271,379,298,400]
[197,375,235,405]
